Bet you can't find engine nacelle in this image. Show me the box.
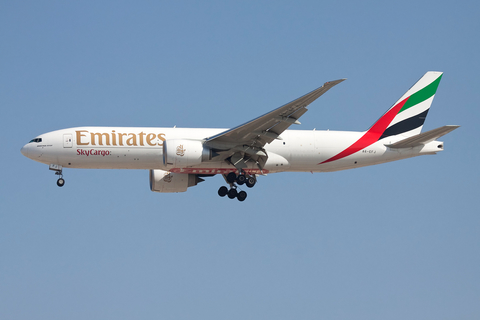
[163,139,211,168]
[149,169,202,193]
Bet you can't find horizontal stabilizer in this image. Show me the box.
[385,125,460,149]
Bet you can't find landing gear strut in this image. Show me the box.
[218,171,256,202]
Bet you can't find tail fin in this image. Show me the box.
[375,71,443,140]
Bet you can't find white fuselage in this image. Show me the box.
[21,126,443,174]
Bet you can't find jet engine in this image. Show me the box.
[163,139,211,168]
[149,169,204,193]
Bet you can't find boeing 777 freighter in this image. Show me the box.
[21,72,459,201]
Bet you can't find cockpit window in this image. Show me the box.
[29,138,42,143]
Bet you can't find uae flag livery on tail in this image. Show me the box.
[321,71,443,164]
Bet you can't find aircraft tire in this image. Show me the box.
[227,188,237,199]
[218,186,228,197]
[237,191,247,202]
[57,178,65,187]
[246,176,256,188]
[226,172,237,183]
[236,174,246,185]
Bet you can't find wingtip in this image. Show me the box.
[324,78,347,86]
[446,125,461,130]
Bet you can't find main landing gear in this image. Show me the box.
[218,172,256,202]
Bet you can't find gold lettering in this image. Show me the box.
[76,130,89,146]
[146,133,156,146]
[126,133,137,146]
[158,133,166,146]
[118,133,127,146]
[111,130,117,146]
[76,131,165,148]
[90,132,110,146]
[139,132,145,146]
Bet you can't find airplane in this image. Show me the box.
[21,71,459,201]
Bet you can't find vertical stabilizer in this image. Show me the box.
[378,71,443,139]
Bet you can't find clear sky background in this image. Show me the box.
[1,1,479,319]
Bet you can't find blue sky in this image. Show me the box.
[1,1,479,319]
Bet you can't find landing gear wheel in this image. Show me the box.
[226,172,237,183]
[236,174,246,185]
[57,178,65,187]
[237,191,247,202]
[218,186,228,197]
[246,176,256,188]
[227,188,238,199]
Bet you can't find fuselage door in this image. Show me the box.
[63,134,73,148]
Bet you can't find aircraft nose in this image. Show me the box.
[21,144,30,158]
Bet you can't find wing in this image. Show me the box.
[205,79,345,148]
[204,79,345,172]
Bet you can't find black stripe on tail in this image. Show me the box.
[379,109,429,140]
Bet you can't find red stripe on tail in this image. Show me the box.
[320,96,409,164]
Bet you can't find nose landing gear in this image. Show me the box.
[56,173,65,187]
[49,164,65,187]
[218,171,256,202]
